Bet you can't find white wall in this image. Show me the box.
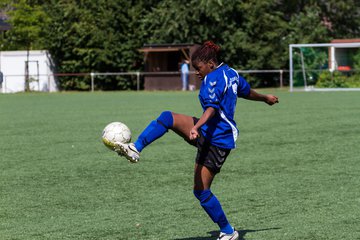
[0,50,58,93]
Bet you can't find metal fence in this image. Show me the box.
[0,69,288,93]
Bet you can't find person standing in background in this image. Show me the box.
[181,59,190,91]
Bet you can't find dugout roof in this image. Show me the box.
[331,39,360,44]
[139,43,196,62]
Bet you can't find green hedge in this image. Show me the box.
[316,71,360,88]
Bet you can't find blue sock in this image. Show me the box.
[134,111,173,152]
[193,189,234,234]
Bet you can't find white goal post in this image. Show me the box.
[289,42,360,92]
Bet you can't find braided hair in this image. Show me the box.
[191,41,221,66]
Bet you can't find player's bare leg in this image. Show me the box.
[115,111,195,162]
[171,112,197,143]
[194,163,215,190]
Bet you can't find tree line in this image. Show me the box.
[1,0,359,90]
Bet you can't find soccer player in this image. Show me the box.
[115,41,279,240]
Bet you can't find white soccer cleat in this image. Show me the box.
[114,142,140,163]
[217,229,239,240]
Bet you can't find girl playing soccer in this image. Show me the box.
[115,41,279,240]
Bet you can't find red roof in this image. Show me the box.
[331,39,360,43]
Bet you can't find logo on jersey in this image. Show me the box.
[208,81,217,101]
[229,76,239,94]
[209,93,216,99]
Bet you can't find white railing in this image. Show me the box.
[0,69,287,93]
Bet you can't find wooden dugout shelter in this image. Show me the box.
[139,43,200,90]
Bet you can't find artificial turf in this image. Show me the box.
[0,90,359,239]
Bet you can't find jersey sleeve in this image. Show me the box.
[201,76,225,110]
[237,75,251,98]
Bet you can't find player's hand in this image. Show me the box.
[265,95,279,105]
[190,127,200,140]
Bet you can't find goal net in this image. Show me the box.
[289,43,360,92]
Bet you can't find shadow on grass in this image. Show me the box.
[174,227,281,240]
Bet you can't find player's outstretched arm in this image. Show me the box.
[243,89,279,106]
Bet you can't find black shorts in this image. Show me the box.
[189,117,231,174]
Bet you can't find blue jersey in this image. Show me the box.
[198,63,250,149]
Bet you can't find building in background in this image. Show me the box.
[139,43,199,90]
[330,39,360,72]
[0,50,58,93]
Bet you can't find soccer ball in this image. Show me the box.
[102,122,132,150]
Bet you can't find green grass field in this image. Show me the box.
[1,90,360,240]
